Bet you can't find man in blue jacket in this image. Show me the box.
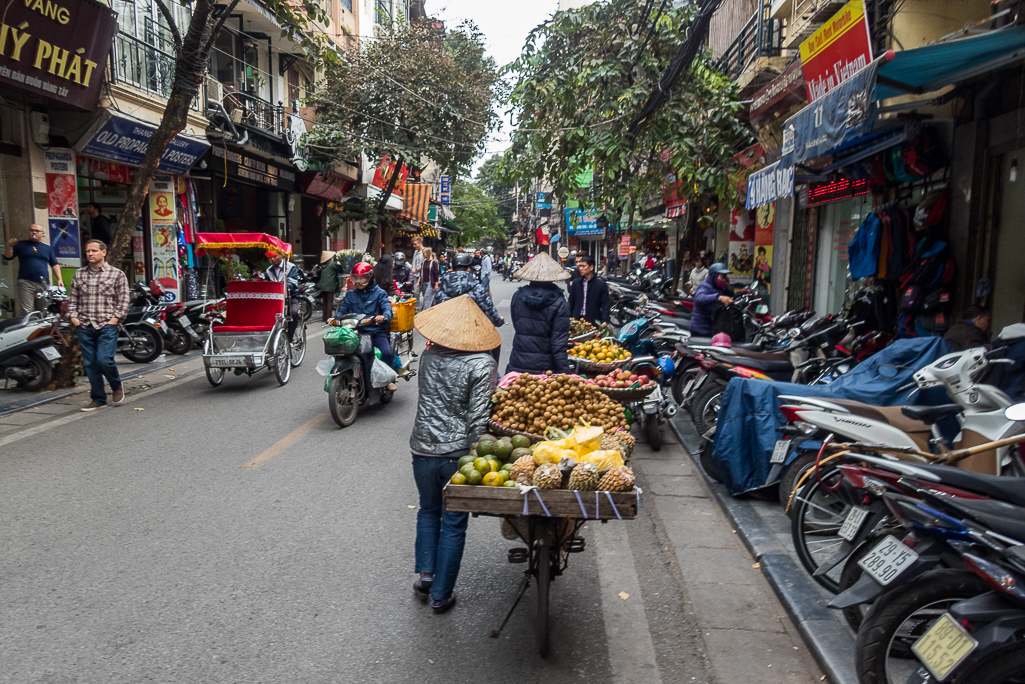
[690,263,733,338]
[328,261,396,391]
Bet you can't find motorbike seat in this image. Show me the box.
[0,315,28,333]
[929,495,1025,540]
[900,404,962,426]
[913,465,1025,510]
[726,349,791,363]
[710,353,792,373]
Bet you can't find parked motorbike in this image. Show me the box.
[0,311,61,390]
[119,306,165,363]
[615,318,679,451]
[295,267,319,322]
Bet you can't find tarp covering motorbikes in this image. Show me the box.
[711,337,952,495]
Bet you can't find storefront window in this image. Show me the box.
[815,194,872,316]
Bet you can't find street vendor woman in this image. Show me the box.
[507,252,570,375]
[327,261,397,392]
[408,295,500,614]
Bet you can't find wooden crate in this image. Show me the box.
[443,484,638,520]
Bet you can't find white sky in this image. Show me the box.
[425,0,559,174]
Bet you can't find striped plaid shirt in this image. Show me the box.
[67,262,130,329]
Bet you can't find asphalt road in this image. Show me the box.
[1,276,711,684]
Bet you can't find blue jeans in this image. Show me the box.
[412,453,469,601]
[77,324,121,405]
[370,331,393,370]
[481,275,491,292]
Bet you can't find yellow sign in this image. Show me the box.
[800,0,866,63]
[799,0,873,102]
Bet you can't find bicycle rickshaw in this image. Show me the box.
[196,233,307,387]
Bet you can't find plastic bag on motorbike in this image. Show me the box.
[323,327,359,355]
[371,356,398,389]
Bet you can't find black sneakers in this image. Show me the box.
[430,592,456,614]
[413,575,433,602]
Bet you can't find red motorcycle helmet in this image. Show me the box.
[351,262,373,277]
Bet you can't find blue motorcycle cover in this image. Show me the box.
[710,337,951,495]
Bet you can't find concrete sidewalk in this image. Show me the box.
[632,430,825,683]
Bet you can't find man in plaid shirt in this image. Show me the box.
[67,240,130,411]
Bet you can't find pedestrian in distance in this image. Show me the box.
[479,248,493,297]
[506,252,571,375]
[433,252,504,327]
[687,254,710,296]
[317,251,342,323]
[3,223,64,314]
[438,252,449,275]
[567,254,611,325]
[392,252,413,291]
[690,263,733,338]
[84,203,112,246]
[419,247,439,309]
[373,254,396,297]
[409,295,500,613]
[410,237,424,291]
[67,239,129,411]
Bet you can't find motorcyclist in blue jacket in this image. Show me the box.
[328,261,397,391]
[690,263,733,338]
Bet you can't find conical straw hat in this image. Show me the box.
[320,250,337,264]
[414,295,502,352]
[513,252,570,281]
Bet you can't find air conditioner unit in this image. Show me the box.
[205,76,223,105]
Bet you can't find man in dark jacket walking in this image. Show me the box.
[690,263,733,338]
[567,254,610,324]
[507,252,570,375]
[433,253,504,327]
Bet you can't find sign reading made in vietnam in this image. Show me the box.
[0,0,117,110]
[800,0,873,103]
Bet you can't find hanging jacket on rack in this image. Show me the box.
[849,212,883,280]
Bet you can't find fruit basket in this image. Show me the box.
[599,383,657,402]
[569,331,598,345]
[570,358,630,374]
[444,483,639,519]
[488,418,545,443]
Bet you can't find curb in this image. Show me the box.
[667,413,857,684]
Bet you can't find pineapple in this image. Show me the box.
[597,465,635,492]
[532,462,563,489]
[567,462,600,491]
[509,455,536,485]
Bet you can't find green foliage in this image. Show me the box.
[500,0,752,223]
[307,19,503,174]
[451,178,507,246]
[476,154,515,232]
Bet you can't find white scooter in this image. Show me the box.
[0,310,61,390]
[774,346,1024,498]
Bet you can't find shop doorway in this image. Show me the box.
[994,149,1025,330]
[300,197,324,269]
[814,194,872,315]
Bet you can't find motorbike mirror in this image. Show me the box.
[878,364,900,379]
[1004,403,1025,422]
[755,304,769,315]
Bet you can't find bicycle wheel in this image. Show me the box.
[205,365,225,387]
[536,538,551,658]
[790,468,848,593]
[290,322,307,367]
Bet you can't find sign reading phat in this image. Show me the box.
[0,0,117,110]
[800,0,873,103]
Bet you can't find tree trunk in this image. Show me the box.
[106,0,214,266]
[671,207,696,293]
[366,156,404,258]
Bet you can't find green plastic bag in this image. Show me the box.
[323,327,359,355]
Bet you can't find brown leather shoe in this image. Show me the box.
[112,387,125,405]
[81,402,104,412]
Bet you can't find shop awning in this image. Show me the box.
[75,111,210,176]
[439,216,461,234]
[876,26,1025,100]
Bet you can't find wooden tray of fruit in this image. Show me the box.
[443,483,639,520]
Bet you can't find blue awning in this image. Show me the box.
[877,26,1025,100]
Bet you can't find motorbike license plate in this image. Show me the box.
[649,385,662,401]
[179,318,192,329]
[838,506,869,541]
[770,439,789,464]
[858,535,919,586]
[39,346,61,361]
[911,613,978,681]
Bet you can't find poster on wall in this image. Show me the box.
[45,148,80,267]
[149,175,179,303]
[754,202,775,292]
[728,209,755,282]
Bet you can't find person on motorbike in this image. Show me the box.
[690,263,733,338]
[327,262,397,391]
[265,249,300,340]
[433,253,504,327]
[392,252,413,292]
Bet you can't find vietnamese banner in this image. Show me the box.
[754,203,775,291]
[149,176,179,303]
[800,0,873,103]
[44,148,80,266]
[746,161,794,210]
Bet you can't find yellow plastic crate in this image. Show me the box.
[390,298,416,332]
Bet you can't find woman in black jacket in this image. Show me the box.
[373,254,396,297]
[506,252,571,375]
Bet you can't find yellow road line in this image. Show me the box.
[243,412,328,470]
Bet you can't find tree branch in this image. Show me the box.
[153,0,183,50]
[202,0,244,56]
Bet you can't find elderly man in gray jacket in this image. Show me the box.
[409,295,499,614]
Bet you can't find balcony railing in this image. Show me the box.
[716,0,786,82]
[213,87,286,139]
[112,32,176,100]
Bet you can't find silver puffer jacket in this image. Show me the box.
[409,346,498,455]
